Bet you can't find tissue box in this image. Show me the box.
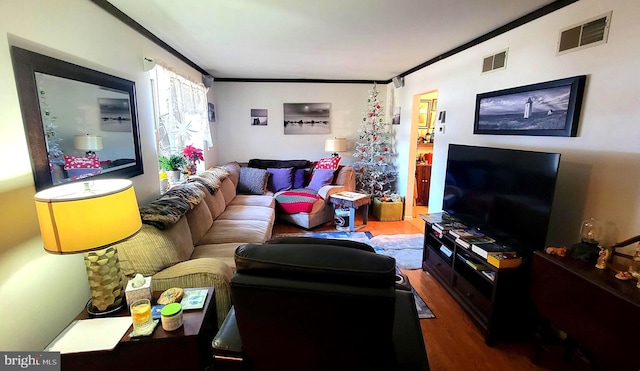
[372,197,404,221]
[125,276,152,304]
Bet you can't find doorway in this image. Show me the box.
[412,91,438,217]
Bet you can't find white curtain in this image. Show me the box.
[151,64,212,165]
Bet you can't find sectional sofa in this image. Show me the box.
[114,159,355,327]
[116,161,275,327]
[246,158,356,229]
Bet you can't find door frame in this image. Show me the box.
[407,90,438,218]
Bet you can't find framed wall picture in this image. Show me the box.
[392,106,401,125]
[208,102,216,122]
[99,98,132,132]
[251,109,268,126]
[474,75,586,137]
[283,103,330,134]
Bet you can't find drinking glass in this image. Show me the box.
[130,298,153,334]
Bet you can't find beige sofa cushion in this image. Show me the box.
[203,190,226,220]
[199,219,272,244]
[219,177,237,206]
[334,165,356,189]
[185,201,214,245]
[151,257,233,328]
[191,242,244,269]
[218,205,275,222]
[117,218,194,277]
[221,161,241,188]
[229,194,275,208]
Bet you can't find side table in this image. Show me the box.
[49,287,217,371]
[329,192,371,232]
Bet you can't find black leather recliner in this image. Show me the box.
[212,237,430,371]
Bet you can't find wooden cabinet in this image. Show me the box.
[421,218,533,344]
[531,252,640,370]
[415,164,431,206]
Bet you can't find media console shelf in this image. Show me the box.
[421,214,534,344]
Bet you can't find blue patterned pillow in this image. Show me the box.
[238,167,269,195]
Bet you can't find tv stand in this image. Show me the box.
[421,214,534,344]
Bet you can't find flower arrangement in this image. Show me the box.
[181,145,204,176]
[181,145,204,163]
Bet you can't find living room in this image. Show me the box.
[1,0,639,363]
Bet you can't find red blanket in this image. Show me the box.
[275,188,321,214]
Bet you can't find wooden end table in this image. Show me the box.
[329,192,371,232]
[49,287,217,371]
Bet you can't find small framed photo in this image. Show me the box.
[392,107,401,125]
[251,109,268,126]
[208,103,216,122]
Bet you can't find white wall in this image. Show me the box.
[396,0,640,249]
[0,0,208,350]
[213,82,386,165]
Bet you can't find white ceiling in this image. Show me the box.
[105,0,558,81]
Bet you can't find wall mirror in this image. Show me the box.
[11,46,143,192]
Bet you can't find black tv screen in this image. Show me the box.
[443,144,560,251]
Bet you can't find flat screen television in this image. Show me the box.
[443,144,561,252]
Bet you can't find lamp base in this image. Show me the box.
[86,299,125,317]
[83,246,127,316]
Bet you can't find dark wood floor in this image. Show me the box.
[272,211,588,371]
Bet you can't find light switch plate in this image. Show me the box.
[438,125,446,134]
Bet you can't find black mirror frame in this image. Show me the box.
[10,46,144,192]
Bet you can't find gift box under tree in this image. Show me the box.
[372,197,404,221]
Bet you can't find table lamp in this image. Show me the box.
[74,134,103,157]
[34,179,141,316]
[324,137,347,157]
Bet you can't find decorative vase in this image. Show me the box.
[186,162,197,176]
[166,170,181,182]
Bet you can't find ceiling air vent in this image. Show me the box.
[482,48,508,74]
[558,11,612,55]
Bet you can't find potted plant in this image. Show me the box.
[158,154,187,182]
[181,145,204,176]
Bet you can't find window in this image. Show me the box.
[150,64,211,174]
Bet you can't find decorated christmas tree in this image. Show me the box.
[352,84,397,198]
[37,80,65,166]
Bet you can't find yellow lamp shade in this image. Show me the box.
[34,179,141,254]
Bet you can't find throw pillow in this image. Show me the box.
[238,167,269,195]
[314,157,341,170]
[63,155,100,170]
[293,168,308,189]
[267,167,293,193]
[307,169,335,191]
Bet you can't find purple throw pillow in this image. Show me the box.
[293,168,307,189]
[307,169,335,191]
[267,167,293,193]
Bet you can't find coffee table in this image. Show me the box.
[329,191,371,232]
[48,287,216,371]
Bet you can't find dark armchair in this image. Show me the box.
[212,237,430,371]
